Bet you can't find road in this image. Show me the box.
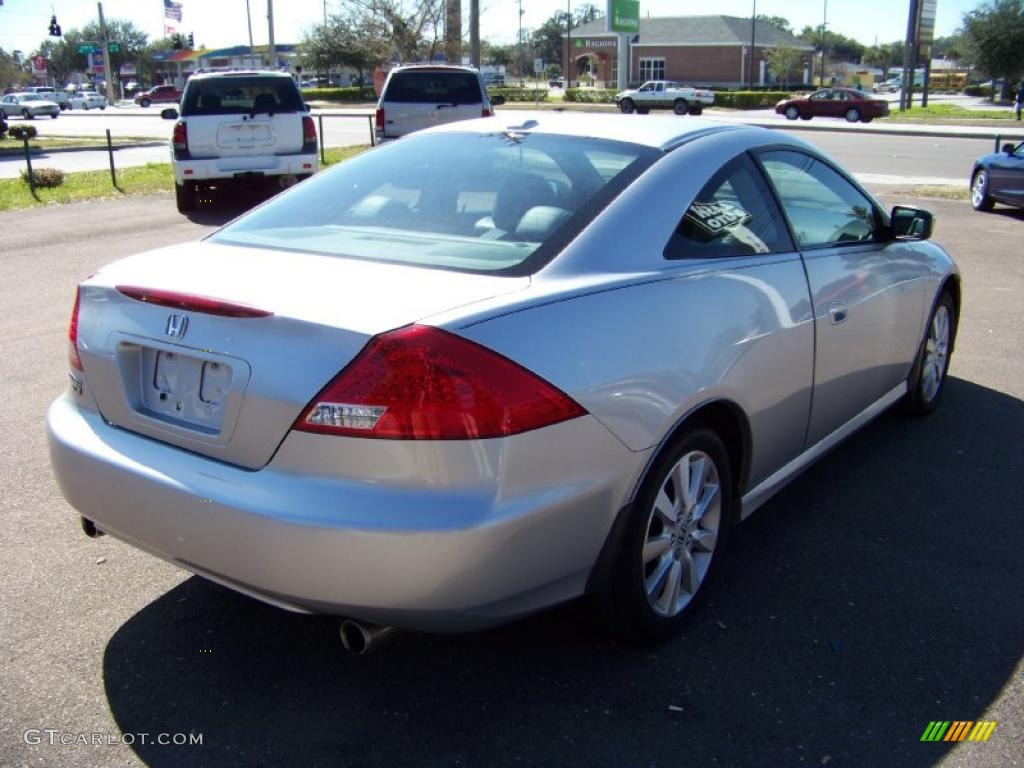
[3,107,1020,184]
[0,194,1021,767]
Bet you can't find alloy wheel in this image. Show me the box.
[921,304,950,403]
[642,450,721,618]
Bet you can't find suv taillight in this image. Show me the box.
[68,287,82,372]
[172,120,188,159]
[302,115,317,152]
[294,325,586,440]
[375,107,384,132]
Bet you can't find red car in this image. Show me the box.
[775,87,890,123]
[134,84,182,108]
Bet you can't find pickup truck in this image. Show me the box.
[24,86,72,110]
[615,80,715,116]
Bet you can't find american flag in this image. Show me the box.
[164,0,183,22]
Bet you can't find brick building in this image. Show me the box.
[568,15,814,88]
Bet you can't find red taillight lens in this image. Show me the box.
[295,325,586,440]
[481,108,492,118]
[68,287,83,371]
[301,115,317,148]
[116,285,273,318]
[375,107,384,131]
[172,120,186,149]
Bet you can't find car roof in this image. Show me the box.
[188,70,293,80]
[415,111,752,151]
[389,65,480,74]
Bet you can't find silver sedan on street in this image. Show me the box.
[48,114,959,647]
[0,92,60,119]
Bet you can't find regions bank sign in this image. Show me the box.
[607,0,639,33]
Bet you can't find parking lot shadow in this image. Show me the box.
[102,376,1023,767]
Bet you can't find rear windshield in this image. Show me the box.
[210,132,659,275]
[181,76,303,116]
[383,71,483,105]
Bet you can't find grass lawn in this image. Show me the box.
[881,104,1019,124]
[0,145,368,212]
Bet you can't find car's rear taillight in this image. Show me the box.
[481,108,492,118]
[68,287,83,372]
[295,325,586,440]
[375,107,384,131]
[172,120,188,159]
[302,115,317,152]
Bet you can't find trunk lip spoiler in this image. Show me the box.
[115,285,274,318]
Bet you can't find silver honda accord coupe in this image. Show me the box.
[48,114,959,645]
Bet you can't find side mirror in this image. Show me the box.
[160,107,179,120]
[890,205,933,241]
[490,95,506,106]
[1003,142,1016,155]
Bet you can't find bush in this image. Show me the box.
[7,124,38,141]
[564,88,618,103]
[488,86,548,102]
[20,167,65,188]
[963,84,988,97]
[299,86,376,102]
[714,91,790,109]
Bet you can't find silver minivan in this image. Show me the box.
[375,65,504,141]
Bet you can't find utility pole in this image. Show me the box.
[97,2,115,103]
[470,0,480,67]
[245,0,255,61]
[899,0,920,110]
[819,0,827,86]
[517,0,523,81]
[565,0,571,87]
[748,0,756,89]
[446,0,462,64]
[267,0,276,69]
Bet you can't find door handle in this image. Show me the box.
[828,301,848,325]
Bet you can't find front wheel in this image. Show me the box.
[619,98,635,114]
[971,169,994,211]
[140,98,151,108]
[22,108,32,119]
[903,292,956,416]
[50,113,58,119]
[597,426,734,644]
[673,98,689,115]
[845,108,861,123]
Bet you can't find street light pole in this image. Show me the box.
[97,2,115,103]
[748,0,756,89]
[267,0,276,69]
[565,0,571,87]
[819,0,827,86]
[245,0,255,60]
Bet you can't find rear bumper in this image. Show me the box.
[47,395,640,631]
[172,153,318,184]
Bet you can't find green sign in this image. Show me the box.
[608,0,639,33]
[77,44,96,54]
[108,42,120,53]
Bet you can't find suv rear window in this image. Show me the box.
[181,76,303,116]
[383,71,483,104]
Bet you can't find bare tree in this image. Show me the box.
[343,0,446,63]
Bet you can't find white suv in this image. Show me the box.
[375,65,504,141]
[164,70,318,213]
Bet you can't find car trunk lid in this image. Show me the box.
[76,241,528,469]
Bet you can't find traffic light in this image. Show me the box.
[187,32,194,49]
[48,14,62,37]
[172,34,183,50]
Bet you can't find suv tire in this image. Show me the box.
[175,181,197,213]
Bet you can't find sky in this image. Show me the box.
[0,0,982,57]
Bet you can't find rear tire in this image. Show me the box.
[845,107,861,123]
[175,181,197,213]
[688,105,703,116]
[50,113,58,119]
[596,425,734,644]
[902,291,956,416]
[22,108,32,119]
[673,98,689,115]
[619,98,635,114]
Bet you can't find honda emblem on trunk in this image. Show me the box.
[166,314,189,339]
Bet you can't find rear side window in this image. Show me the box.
[181,76,304,116]
[383,71,483,104]
[665,154,793,259]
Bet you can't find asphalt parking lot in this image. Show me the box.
[1,193,1021,768]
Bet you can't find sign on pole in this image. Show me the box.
[607,0,639,34]
[77,44,96,54]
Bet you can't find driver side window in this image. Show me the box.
[758,150,880,248]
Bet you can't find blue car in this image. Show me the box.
[971,140,1024,211]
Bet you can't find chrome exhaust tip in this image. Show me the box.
[339,619,394,655]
